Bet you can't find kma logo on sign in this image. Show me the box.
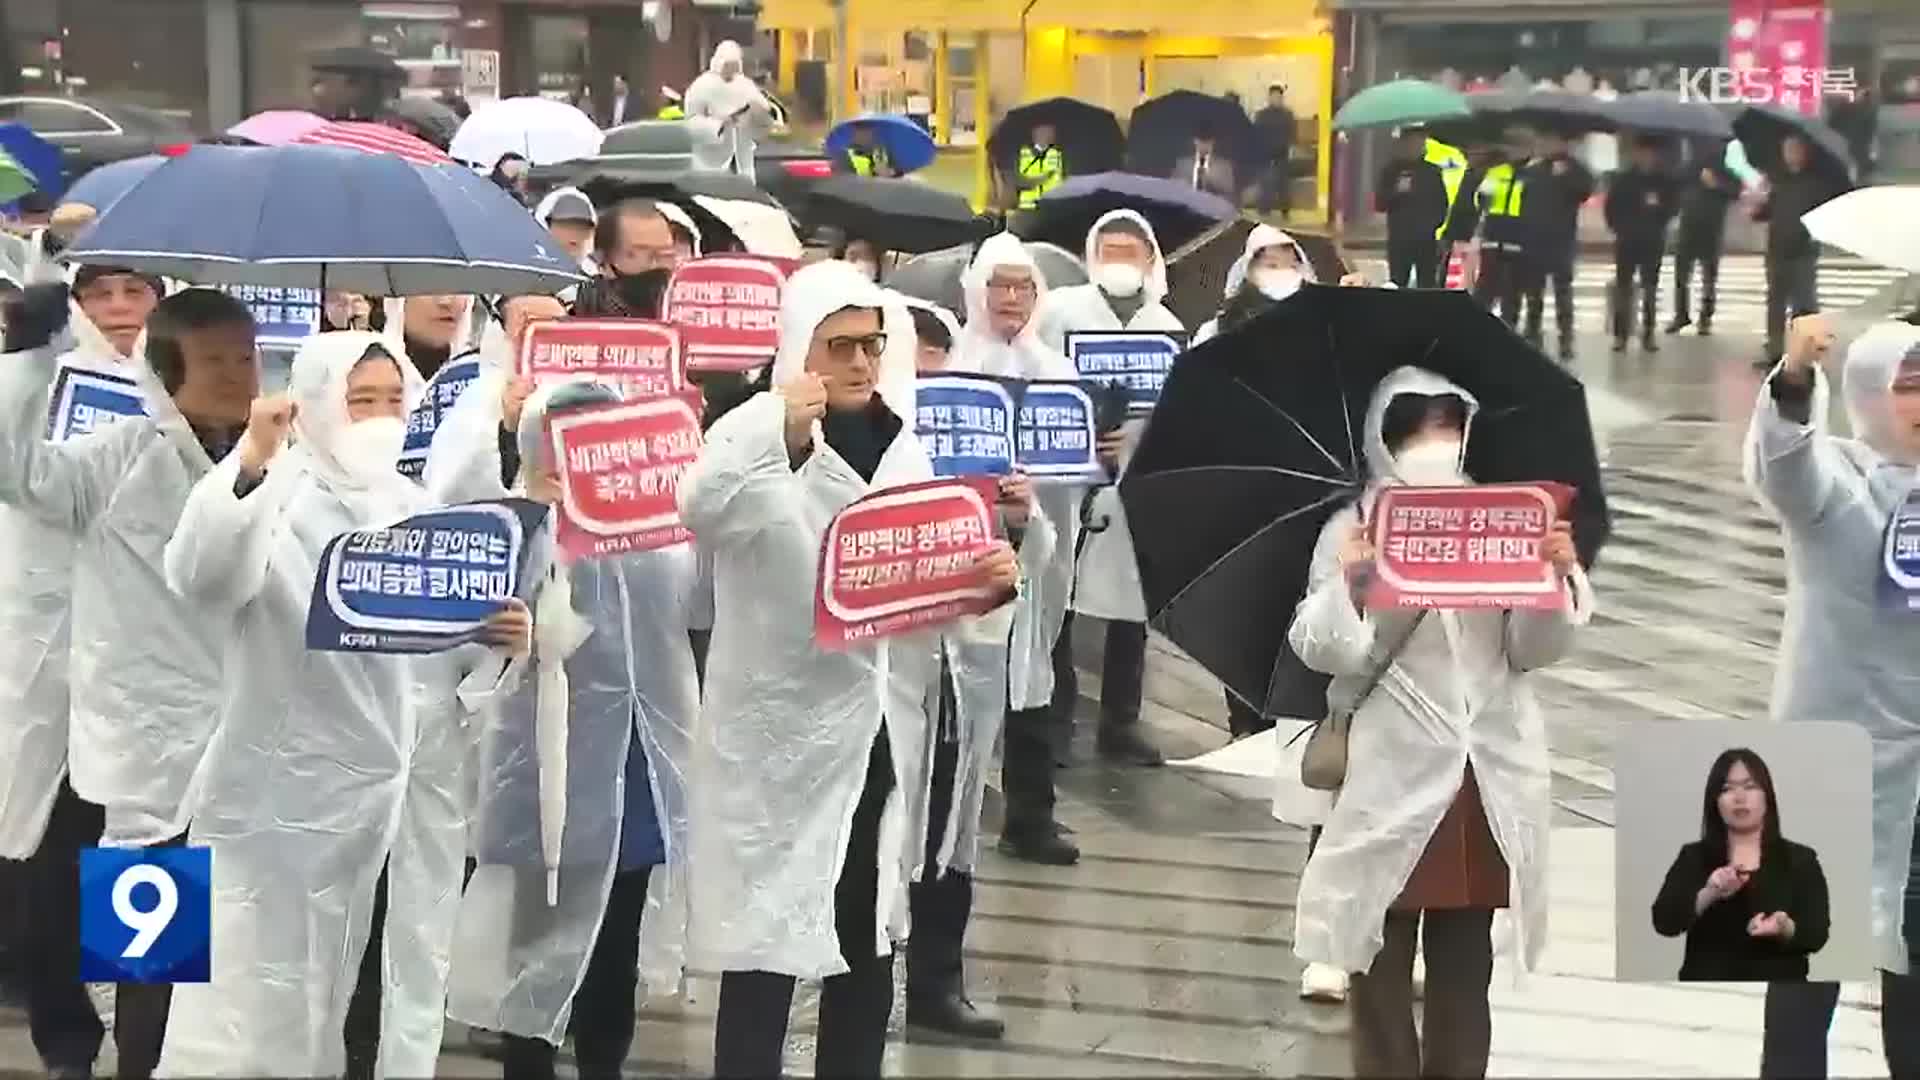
[78,847,212,984]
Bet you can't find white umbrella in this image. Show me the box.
[451,96,606,170]
[1804,186,1920,274]
[532,562,593,905]
[689,195,802,258]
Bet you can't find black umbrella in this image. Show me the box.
[805,176,994,254]
[1164,217,1347,328]
[1464,87,1618,137]
[309,46,404,79]
[566,165,781,209]
[1013,171,1237,254]
[1126,90,1260,178]
[384,96,462,150]
[1733,103,1855,191]
[985,98,1124,175]
[1119,286,1608,717]
[1602,91,1733,140]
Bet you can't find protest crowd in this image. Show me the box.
[0,34,1916,1080]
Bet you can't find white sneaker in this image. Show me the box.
[1300,962,1349,1003]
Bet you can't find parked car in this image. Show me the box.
[570,118,833,209]
[0,96,196,189]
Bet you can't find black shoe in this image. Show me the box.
[1611,338,1627,354]
[1697,319,1712,336]
[906,993,1008,1040]
[998,826,1080,865]
[1642,334,1659,353]
[1664,317,1690,334]
[1097,726,1165,766]
[1558,338,1575,362]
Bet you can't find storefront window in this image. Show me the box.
[44,0,208,126]
[243,1,364,114]
[528,14,588,103]
[850,31,933,118]
[946,39,979,146]
[364,2,462,99]
[1381,17,1722,92]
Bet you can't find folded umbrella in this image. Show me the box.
[0,123,65,199]
[62,154,166,213]
[1602,91,1733,140]
[1016,171,1236,254]
[1333,79,1472,132]
[825,114,937,175]
[889,239,1086,315]
[986,98,1124,175]
[1804,186,1920,274]
[297,120,453,166]
[807,175,990,254]
[1120,285,1608,717]
[452,96,605,170]
[227,109,328,147]
[1734,103,1854,191]
[1126,90,1260,179]
[64,144,582,296]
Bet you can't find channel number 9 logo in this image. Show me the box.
[79,847,212,983]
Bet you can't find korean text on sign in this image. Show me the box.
[399,357,481,479]
[815,478,1003,648]
[219,284,322,345]
[661,256,791,374]
[1366,483,1573,611]
[518,319,686,401]
[1066,331,1180,413]
[46,364,147,443]
[550,397,703,558]
[1878,488,1920,612]
[915,375,1016,477]
[1015,383,1101,482]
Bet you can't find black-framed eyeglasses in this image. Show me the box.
[824,332,887,360]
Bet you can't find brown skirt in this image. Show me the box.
[1393,763,1511,911]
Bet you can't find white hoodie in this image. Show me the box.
[684,41,772,176]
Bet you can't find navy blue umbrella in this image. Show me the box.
[825,114,937,174]
[64,154,166,212]
[1017,171,1237,254]
[65,143,582,296]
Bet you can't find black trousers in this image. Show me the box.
[1388,235,1440,289]
[1522,258,1575,346]
[1053,612,1149,732]
[1258,160,1291,215]
[342,864,390,1080]
[908,708,971,1002]
[1761,974,1920,1078]
[1611,243,1664,342]
[502,866,655,1080]
[1471,250,1525,326]
[1672,227,1723,326]
[712,728,896,1080]
[20,782,180,1080]
[1765,250,1820,359]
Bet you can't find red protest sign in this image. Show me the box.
[815,478,1003,649]
[661,255,793,374]
[517,318,686,401]
[549,398,703,559]
[1366,483,1575,611]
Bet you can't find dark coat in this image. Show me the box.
[1518,153,1595,268]
[1678,157,1741,238]
[1603,167,1679,255]
[1652,838,1830,981]
[1756,169,1845,261]
[1376,157,1449,247]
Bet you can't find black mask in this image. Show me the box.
[613,267,671,318]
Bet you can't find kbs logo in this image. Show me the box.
[78,847,212,984]
[1677,65,1857,107]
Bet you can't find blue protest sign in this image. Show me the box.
[398,354,483,480]
[46,363,147,442]
[1015,381,1102,482]
[1066,331,1182,414]
[1880,487,1920,611]
[914,375,1016,477]
[79,846,212,984]
[304,499,549,653]
[220,284,322,346]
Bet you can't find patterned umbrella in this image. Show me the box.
[296,120,453,166]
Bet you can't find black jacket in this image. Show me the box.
[1443,162,1489,246]
[1518,153,1595,267]
[1756,169,1844,260]
[1603,168,1679,254]
[1651,839,1830,982]
[1677,158,1741,237]
[1375,157,1449,246]
[1255,104,1295,164]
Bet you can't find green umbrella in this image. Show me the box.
[0,148,34,205]
[1333,79,1472,132]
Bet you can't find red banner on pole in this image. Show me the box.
[1365,483,1574,611]
[814,478,1003,649]
[661,255,793,374]
[549,398,702,559]
[517,319,686,401]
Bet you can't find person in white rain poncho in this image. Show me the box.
[1192,224,1315,346]
[534,187,599,272]
[1288,366,1590,1080]
[894,294,1051,1040]
[954,232,1084,865]
[0,284,253,1080]
[157,331,531,1080]
[683,41,772,177]
[435,370,697,1080]
[1742,315,1920,1078]
[679,260,1020,1079]
[1034,209,1184,767]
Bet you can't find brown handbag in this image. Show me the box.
[1298,613,1426,792]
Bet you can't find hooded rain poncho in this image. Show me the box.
[1192,224,1313,345]
[684,42,772,177]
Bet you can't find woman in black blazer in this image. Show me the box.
[1652,748,1830,981]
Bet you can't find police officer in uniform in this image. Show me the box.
[1012,123,1065,211]
[1667,142,1741,336]
[1602,135,1678,353]
[1470,131,1531,325]
[1375,128,1449,288]
[657,86,686,120]
[1518,130,1595,361]
[1425,135,1469,283]
[834,122,898,177]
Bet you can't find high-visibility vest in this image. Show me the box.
[1479,162,1524,219]
[848,147,885,176]
[658,104,685,120]
[1426,137,1467,239]
[1016,145,1064,208]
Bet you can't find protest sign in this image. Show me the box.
[549,397,702,559]
[1365,484,1574,611]
[220,284,321,347]
[1066,331,1182,414]
[661,255,791,374]
[397,354,482,480]
[46,363,145,443]
[517,319,685,401]
[1879,487,1920,611]
[1014,381,1102,482]
[914,375,1016,478]
[305,499,548,653]
[815,478,1002,648]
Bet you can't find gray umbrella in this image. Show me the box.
[386,96,462,150]
[887,240,1085,318]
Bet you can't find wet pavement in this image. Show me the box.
[1,260,1907,1076]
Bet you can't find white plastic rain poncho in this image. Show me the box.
[0,303,126,856]
[1033,209,1185,625]
[0,304,230,848]
[1192,224,1313,345]
[533,186,600,284]
[678,260,933,977]
[1287,366,1593,975]
[158,332,521,1078]
[955,233,1081,711]
[440,378,699,1040]
[1743,322,1920,973]
[684,41,772,177]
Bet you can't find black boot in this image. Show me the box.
[1697,316,1712,336]
[1611,338,1627,354]
[1558,336,1575,363]
[998,824,1079,865]
[1097,725,1164,766]
[1664,315,1690,334]
[999,707,1075,864]
[1642,330,1659,353]
[906,873,1007,1040]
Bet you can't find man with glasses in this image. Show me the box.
[573,199,681,319]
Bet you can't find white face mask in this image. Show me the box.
[849,260,879,282]
[1095,262,1146,297]
[1392,439,1466,486]
[1250,267,1304,302]
[333,416,409,483]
